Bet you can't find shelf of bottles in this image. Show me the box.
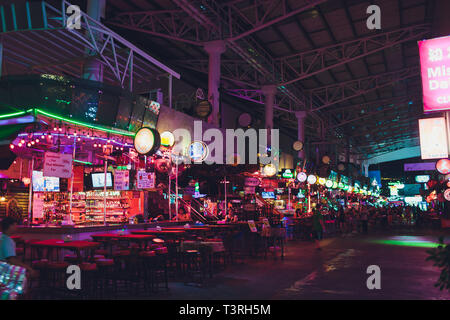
[35,191,131,225]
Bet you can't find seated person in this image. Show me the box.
[172,207,191,221]
[224,210,238,223]
[0,217,34,274]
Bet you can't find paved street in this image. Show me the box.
[158,229,450,300]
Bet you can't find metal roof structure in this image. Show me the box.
[102,0,435,161]
[0,0,440,162]
[0,0,180,94]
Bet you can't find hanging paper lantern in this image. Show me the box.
[155,158,172,173]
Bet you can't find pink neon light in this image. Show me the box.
[419,35,450,112]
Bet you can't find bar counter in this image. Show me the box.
[15,221,189,241]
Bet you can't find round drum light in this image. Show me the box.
[292,141,304,152]
[297,172,307,182]
[160,131,175,147]
[436,158,450,175]
[263,164,277,177]
[134,127,161,156]
[188,141,209,162]
[307,175,317,185]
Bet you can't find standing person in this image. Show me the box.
[312,209,325,250]
[0,217,34,274]
[338,206,346,234]
[361,209,369,234]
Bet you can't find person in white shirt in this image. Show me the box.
[0,217,34,273]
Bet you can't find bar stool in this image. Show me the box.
[77,262,98,299]
[154,246,169,291]
[182,249,202,285]
[95,258,115,299]
[138,250,156,295]
[46,261,70,298]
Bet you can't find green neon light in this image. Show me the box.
[370,239,441,248]
[73,159,92,165]
[35,109,135,137]
[0,110,27,119]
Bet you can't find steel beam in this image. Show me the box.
[277,24,430,86]
[308,67,419,111]
[108,0,327,44]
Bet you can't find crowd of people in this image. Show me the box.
[290,203,446,249]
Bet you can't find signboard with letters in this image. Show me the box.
[418,36,450,112]
[43,152,72,178]
[137,171,155,189]
[418,118,448,159]
[114,170,129,191]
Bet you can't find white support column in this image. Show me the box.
[295,111,307,160]
[204,41,226,126]
[82,0,106,82]
[262,85,277,131]
[362,160,369,178]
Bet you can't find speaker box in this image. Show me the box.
[0,145,17,170]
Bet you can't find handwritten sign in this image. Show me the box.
[43,152,72,178]
[32,193,44,219]
[137,171,155,189]
[114,170,129,191]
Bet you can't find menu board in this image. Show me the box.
[137,171,155,189]
[43,152,72,178]
[114,170,130,191]
[32,193,45,219]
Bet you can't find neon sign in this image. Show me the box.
[419,36,450,112]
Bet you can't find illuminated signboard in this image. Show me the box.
[419,36,450,112]
[281,169,295,179]
[415,175,430,183]
[418,118,448,159]
[328,170,338,182]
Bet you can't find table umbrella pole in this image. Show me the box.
[27,156,34,226]
[103,159,107,226]
[68,136,76,225]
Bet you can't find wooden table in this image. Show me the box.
[131,230,186,240]
[91,233,156,251]
[30,239,100,263]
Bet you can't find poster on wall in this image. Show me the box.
[32,193,44,219]
[137,171,155,189]
[418,36,450,112]
[244,186,255,195]
[114,170,130,191]
[418,118,449,159]
[43,152,72,178]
